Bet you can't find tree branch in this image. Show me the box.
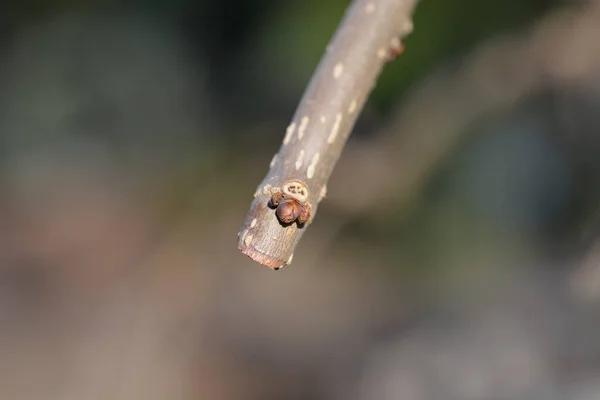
[328,0,600,220]
[237,0,419,269]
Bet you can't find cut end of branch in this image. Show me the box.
[237,195,301,270]
[237,241,286,270]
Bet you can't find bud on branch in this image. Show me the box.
[237,0,420,269]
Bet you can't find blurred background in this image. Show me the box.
[1,0,600,398]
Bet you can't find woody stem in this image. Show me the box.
[237,0,420,269]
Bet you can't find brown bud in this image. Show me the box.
[276,201,302,224]
[297,206,311,225]
[270,192,285,207]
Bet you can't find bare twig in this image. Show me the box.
[237,0,419,269]
[329,0,600,220]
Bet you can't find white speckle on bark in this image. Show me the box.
[377,48,387,59]
[365,2,375,13]
[244,234,253,247]
[254,184,276,198]
[283,122,296,144]
[295,149,305,170]
[287,254,294,264]
[270,154,277,168]
[319,185,327,201]
[320,115,327,124]
[333,63,344,79]
[348,100,358,114]
[250,219,257,228]
[298,116,309,140]
[328,113,343,144]
[307,153,320,179]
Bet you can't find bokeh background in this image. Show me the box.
[2,0,600,399]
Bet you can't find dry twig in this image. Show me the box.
[237,0,419,269]
[328,0,600,219]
